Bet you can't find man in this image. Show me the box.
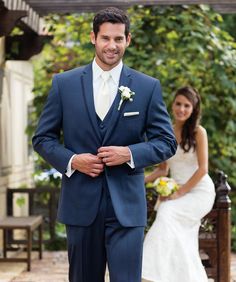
[32,7,177,282]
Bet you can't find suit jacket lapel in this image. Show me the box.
[103,65,132,144]
[81,63,101,142]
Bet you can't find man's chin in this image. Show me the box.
[104,59,120,68]
[105,57,118,64]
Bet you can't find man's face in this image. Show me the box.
[90,22,131,71]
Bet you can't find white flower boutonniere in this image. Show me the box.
[118,86,135,111]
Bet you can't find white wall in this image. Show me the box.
[0,37,6,221]
[0,60,34,218]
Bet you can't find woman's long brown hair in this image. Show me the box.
[173,86,201,153]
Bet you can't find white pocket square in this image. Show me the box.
[123,112,140,117]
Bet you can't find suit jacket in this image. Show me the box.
[32,63,177,227]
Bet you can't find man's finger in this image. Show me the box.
[98,147,109,153]
[97,152,107,158]
[91,155,104,163]
[92,170,99,174]
[89,172,99,178]
[93,163,104,169]
[98,146,114,154]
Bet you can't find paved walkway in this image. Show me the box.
[0,251,235,282]
[0,251,109,282]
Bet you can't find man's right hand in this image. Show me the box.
[71,153,104,178]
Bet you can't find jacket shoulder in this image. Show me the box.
[53,64,90,81]
[125,66,159,84]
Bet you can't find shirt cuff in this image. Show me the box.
[65,154,76,177]
[126,147,135,169]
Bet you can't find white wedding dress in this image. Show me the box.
[142,145,216,282]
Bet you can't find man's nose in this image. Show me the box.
[107,40,116,49]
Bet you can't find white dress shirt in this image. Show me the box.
[93,59,123,111]
[65,59,134,177]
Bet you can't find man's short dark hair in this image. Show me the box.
[93,7,130,38]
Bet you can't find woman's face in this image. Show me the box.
[172,94,193,123]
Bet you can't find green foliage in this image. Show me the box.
[44,236,67,251]
[220,14,236,40]
[16,196,26,207]
[44,223,67,250]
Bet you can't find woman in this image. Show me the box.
[142,86,216,282]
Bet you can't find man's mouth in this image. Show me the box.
[105,52,118,58]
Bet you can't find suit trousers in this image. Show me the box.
[66,182,145,282]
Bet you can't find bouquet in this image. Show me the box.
[153,177,179,197]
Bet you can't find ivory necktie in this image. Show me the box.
[96,71,111,120]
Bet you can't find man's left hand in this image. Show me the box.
[97,146,131,166]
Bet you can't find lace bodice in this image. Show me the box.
[167,145,198,185]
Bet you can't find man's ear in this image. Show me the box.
[90,31,95,44]
[126,33,131,47]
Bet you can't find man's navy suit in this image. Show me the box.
[32,63,177,281]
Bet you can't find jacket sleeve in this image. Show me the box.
[32,75,75,174]
[129,80,177,169]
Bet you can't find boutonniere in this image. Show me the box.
[118,86,135,111]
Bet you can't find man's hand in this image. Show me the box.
[97,146,131,166]
[71,153,104,177]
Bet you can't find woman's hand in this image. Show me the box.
[159,195,170,201]
[168,190,183,200]
[159,186,187,201]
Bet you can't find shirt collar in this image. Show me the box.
[92,59,123,84]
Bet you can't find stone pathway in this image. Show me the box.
[0,251,235,282]
[0,251,109,282]
[0,252,68,282]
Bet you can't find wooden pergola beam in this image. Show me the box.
[25,0,236,4]
[5,33,53,60]
[2,0,42,34]
[1,0,236,39]
[23,0,236,15]
[212,4,236,13]
[0,8,27,37]
[0,0,48,60]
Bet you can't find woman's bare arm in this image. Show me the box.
[145,162,169,183]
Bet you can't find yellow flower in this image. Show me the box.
[159,180,167,186]
[154,177,179,197]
